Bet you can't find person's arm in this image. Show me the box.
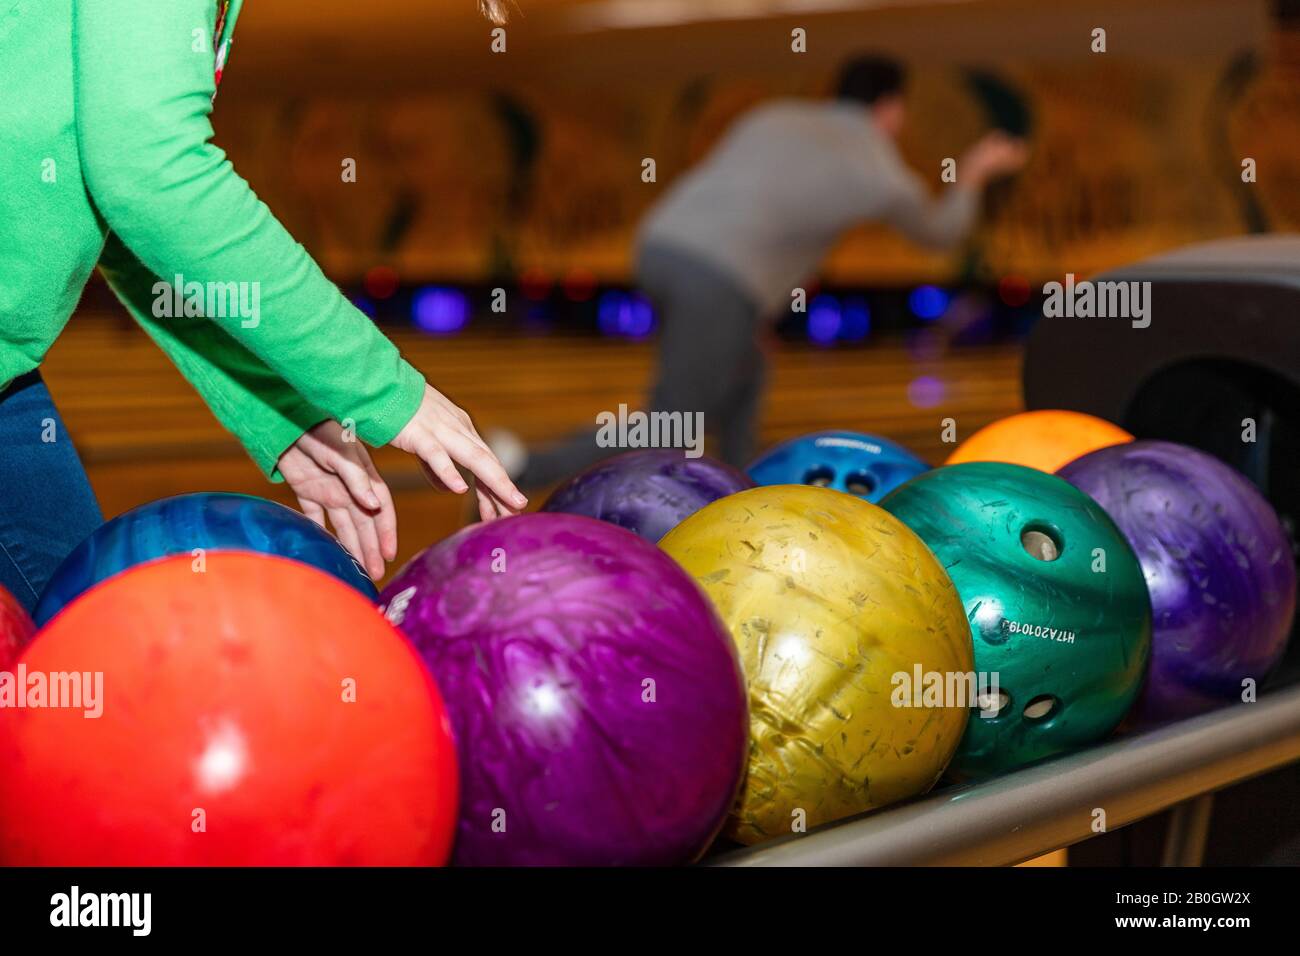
[73,0,423,450]
[880,172,981,250]
[96,236,326,481]
[100,237,400,576]
[879,131,1028,250]
[76,0,526,520]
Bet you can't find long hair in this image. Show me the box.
[478,0,514,24]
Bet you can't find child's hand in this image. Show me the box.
[278,421,396,581]
[390,384,528,522]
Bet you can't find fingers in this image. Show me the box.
[354,508,385,581]
[439,429,527,511]
[370,477,398,561]
[345,447,395,561]
[418,447,470,495]
[333,456,382,511]
[299,497,328,531]
[327,507,366,577]
[284,427,393,579]
[389,386,527,510]
[329,506,386,582]
[476,486,498,523]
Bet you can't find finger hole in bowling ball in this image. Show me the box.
[1020,524,1062,561]
[1022,694,1059,722]
[844,471,877,497]
[976,689,1010,718]
[802,466,834,487]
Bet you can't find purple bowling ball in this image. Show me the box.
[1060,440,1296,722]
[379,513,749,866]
[542,449,754,542]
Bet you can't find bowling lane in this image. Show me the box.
[42,313,1023,579]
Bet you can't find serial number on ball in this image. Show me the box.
[1000,619,1076,644]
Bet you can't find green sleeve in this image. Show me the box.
[72,0,425,448]
[97,235,324,481]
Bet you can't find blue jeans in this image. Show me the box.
[0,372,103,614]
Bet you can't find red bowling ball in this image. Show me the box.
[0,553,458,866]
[0,586,34,668]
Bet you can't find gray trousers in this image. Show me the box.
[519,242,766,488]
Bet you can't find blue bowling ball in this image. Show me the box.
[747,431,929,503]
[34,492,376,625]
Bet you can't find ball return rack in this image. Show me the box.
[716,236,1300,866]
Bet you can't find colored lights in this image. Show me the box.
[907,285,950,321]
[520,268,552,302]
[998,275,1033,307]
[807,294,842,344]
[363,266,400,300]
[412,287,470,334]
[596,291,655,338]
[907,375,946,408]
[805,294,871,344]
[840,296,871,341]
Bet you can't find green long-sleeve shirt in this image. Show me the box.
[0,0,425,478]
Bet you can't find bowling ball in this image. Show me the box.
[0,586,34,668]
[0,587,34,671]
[34,492,376,625]
[747,430,929,503]
[0,553,458,865]
[946,409,1132,473]
[1060,441,1297,722]
[380,513,748,865]
[542,449,753,542]
[881,463,1151,779]
[659,485,973,845]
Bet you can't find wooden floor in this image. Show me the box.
[42,314,1024,584]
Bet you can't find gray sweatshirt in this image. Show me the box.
[638,99,978,315]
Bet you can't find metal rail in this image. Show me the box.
[709,684,1300,866]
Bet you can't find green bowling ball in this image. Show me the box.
[881,462,1151,779]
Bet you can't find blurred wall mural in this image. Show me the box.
[216,32,1300,289]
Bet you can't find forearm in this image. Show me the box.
[98,236,325,481]
[887,183,981,250]
[73,0,423,446]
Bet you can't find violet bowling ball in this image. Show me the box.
[379,513,749,866]
[1060,440,1297,722]
[542,449,754,542]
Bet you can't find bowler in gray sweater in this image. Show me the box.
[504,56,1028,488]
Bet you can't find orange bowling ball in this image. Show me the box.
[946,410,1133,473]
[0,552,458,866]
[0,586,34,668]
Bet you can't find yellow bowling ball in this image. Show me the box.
[660,485,973,844]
